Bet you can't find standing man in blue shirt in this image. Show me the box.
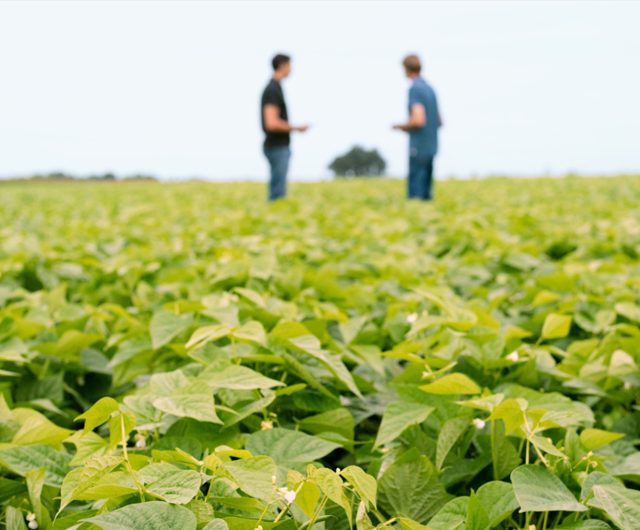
[260,53,309,201]
[393,54,442,200]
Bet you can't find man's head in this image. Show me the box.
[402,54,421,78]
[272,53,291,79]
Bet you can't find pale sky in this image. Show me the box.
[1,1,639,180]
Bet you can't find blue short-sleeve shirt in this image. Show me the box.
[408,77,440,158]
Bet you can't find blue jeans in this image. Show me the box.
[263,145,291,201]
[408,152,434,200]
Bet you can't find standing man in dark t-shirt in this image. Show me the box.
[261,53,308,201]
[393,54,442,200]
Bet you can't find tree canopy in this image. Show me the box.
[328,146,386,177]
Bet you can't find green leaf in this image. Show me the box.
[26,468,51,528]
[312,467,351,527]
[341,465,377,508]
[245,428,339,464]
[466,490,489,530]
[223,456,277,502]
[0,444,70,487]
[150,310,193,349]
[541,313,572,339]
[5,505,28,530]
[146,468,202,504]
[587,483,640,530]
[511,464,586,512]
[75,396,119,432]
[436,416,469,470]
[374,401,434,447]
[83,501,197,530]
[420,373,481,395]
[231,320,267,346]
[154,380,222,424]
[199,364,284,390]
[298,407,355,443]
[378,448,450,523]
[615,302,640,323]
[202,520,230,530]
[186,324,230,349]
[579,428,624,450]
[476,481,518,527]
[428,496,468,530]
[557,520,612,529]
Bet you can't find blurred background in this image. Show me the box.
[1,0,639,181]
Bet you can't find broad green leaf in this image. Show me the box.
[558,521,611,529]
[75,396,119,432]
[185,324,230,349]
[154,380,222,424]
[199,364,283,390]
[420,373,481,395]
[223,456,277,502]
[378,448,450,523]
[83,501,197,530]
[295,480,321,519]
[588,483,640,530]
[436,416,469,470]
[428,496,468,530]
[374,401,434,447]
[246,428,339,464]
[5,505,28,530]
[150,310,193,349]
[341,465,377,508]
[541,313,572,339]
[146,469,201,504]
[312,467,351,527]
[26,468,51,528]
[298,407,354,443]
[615,302,640,323]
[511,465,586,512]
[579,428,624,450]
[476,481,518,527]
[10,408,73,447]
[231,320,267,346]
[0,444,70,487]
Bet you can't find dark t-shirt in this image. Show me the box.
[261,79,290,148]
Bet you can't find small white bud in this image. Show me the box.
[28,521,39,530]
[407,312,418,324]
[623,381,632,390]
[26,514,36,522]
[506,351,519,362]
[472,418,486,429]
[261,420,273,430]
[271,475,277,485]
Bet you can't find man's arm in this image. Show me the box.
[392,103,426,132]
[264,105,309,133]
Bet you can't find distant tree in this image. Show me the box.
[88,173,116,180]
[329,146,386,178]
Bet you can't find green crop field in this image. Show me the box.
[1,177,639,530]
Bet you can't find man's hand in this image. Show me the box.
[392,123,409,132]
[293,125,310,133]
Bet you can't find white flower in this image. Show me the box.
[506,351,519,362]
[406,312,418,324]
[261,420,273,430]
[28,520,39,530]
[254,526,263,530]
[278,487,297,504]
[271,475,277,485]
[26,514,36,522]
[623,381,632,390]
[472,418,486,429]
[134,434,146,449]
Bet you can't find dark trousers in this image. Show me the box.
[408,153,434,200]
[263,145,291,201]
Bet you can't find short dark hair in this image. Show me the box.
[403,54,421,74]
[272,53,291,71]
